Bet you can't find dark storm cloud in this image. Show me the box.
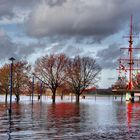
[0,29,43,61]
[0,0,140,41]
[96,43,124,69]
[0,0,14,19]
[0,30,18,59]
[18,43,41,57]
[0,0,68,19]
[0,0,38,19]
[25,0,140,41]
[48,43,84,57]
[63,45,84,57]
[45,0,67,7]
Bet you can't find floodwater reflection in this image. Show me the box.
[126,102,140,129]
[0,96,140,139]
[46,103,81,139]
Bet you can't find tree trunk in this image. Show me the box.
[5,90,8,104]
[52,90,56,103]
[61,92,63,100]
[15,94,20,103]
[76,94,80,103]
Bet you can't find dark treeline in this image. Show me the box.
[0,54,101,103]
[96,88,112,95]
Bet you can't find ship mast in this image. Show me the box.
[128,15,133,90]
[117,16,140,90]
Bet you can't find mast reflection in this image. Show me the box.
[126,102,140,129]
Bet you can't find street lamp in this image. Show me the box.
[9,57,15,114]
[32,73,35,106]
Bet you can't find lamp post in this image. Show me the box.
[32,73,35,106]
[9,57,15,114]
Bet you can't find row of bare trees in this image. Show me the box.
[35,54,101,103]
[0,54,101,103]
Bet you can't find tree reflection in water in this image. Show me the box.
[46,103,80,138]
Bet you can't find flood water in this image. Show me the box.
[0,95,140,140]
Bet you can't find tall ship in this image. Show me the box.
[112,16,140,102]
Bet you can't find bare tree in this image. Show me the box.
[35,54,68,103]
[13,61,31,103]
[0,64,10,103]
[0,61,31,103]
[66,56,101,103]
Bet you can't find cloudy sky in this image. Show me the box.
[0,0,140,88]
